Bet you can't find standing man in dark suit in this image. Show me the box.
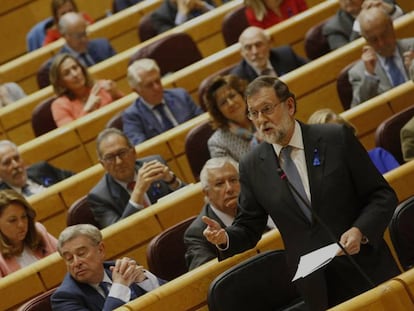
[348,7,414,107]
[58,12,116,67]
[51,224,164,311]
[230,26,307,82]
[123,58,203,145]
[0,140,73,196]
[203,76,400,310]
[88,128,185,228]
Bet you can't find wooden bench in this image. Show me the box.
[326,279,414,310]
[343,81,414,150]
[0,0,112,64]
[0,0,337,145]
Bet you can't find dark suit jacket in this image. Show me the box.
[184,204,225,270]
[0,161,73,190]
[51,262,150,311]
[322,10,355,51]
[221,123,400,309]
[60,38,116,66]
[88,156,183,228]
[122,88,203,145]
[230,47,307,82]
[150,0,214,34]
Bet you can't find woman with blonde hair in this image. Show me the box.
[308,108,400,174]
[0,190,57,277]
[50,53,123,126]
[244,0,307,29]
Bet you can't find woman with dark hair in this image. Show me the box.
[206,74,260,162]
[0,190,57,277]
[50,53,123,127]
[43,0,94,46]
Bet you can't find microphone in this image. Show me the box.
[276,167,375,288]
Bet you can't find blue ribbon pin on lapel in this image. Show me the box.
[313,148,321,166]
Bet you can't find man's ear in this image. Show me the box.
[98,241,105,258]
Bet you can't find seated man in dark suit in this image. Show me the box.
[0,140,73,197]
[51,224,165,311]
[88,128,185,228]
[230,26,307,82]
[151,0,215,35]
[184,157,275,270]
[123,58,203,145]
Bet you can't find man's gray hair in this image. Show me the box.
[58,12,85,35]
[199,157,239,190]
[57,224,102,255]
[127,58,160,90]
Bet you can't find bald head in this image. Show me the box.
[358,7,396,57]
[239,26,271,72]
[59,12,89,53]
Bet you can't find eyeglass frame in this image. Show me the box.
[100,147,134,164]
[247,99,288,120]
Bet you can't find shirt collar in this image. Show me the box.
[272,121,303,157]
[209,204,235,227]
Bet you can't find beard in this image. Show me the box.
[258,115,292,145]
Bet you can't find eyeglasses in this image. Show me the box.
[247,101,282,120]
[101,148,133,164]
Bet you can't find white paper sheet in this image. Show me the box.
[292,243,341,281]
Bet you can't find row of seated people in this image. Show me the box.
[3,0,326,102]
[0,0,340,146]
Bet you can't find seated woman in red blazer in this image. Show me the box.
[244,0,308,29]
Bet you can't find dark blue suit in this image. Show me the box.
[122,88,203,145]
[88,156,185,228]
[51,262,151,311]
[60,38,116,66]
[230,46,307,82]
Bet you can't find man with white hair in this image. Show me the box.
[0,140,73,196]
[230,26,307,82]
[184,157,275,270]
[123,58,203,145]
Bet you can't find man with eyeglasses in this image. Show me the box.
[0,140,73,197]
[202,76,400,310]
[87,128,184,229]
[230,26,307,82]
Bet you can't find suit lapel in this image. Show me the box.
[136,99,162,134]
[301,123,326,217]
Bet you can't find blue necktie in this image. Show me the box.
[99,281,110,297]
[153,104,174,131]
[279,146,312,221]
[386,56,405,87]
[79,53,95,67]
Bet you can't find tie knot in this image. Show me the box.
[281,145,293,158]
[99,281,110,296]
[153,103,165,111]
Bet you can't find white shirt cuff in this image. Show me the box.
[108,283,131,302]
